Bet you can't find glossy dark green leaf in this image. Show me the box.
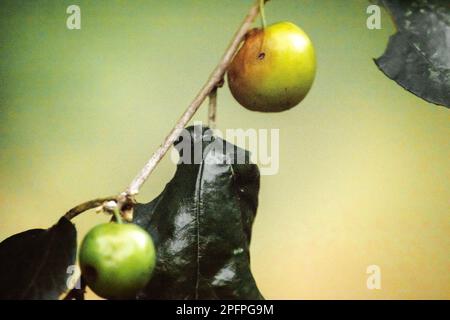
[133,126,263,299]
[0,217,77,300]
[374,0,450,108]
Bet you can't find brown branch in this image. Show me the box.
[208,88,218,129]
[64,0,268,220]
[64,196,116,220]
[125,0,266,197]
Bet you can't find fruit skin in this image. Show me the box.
[79,223,156,299]
[227,21,316,112]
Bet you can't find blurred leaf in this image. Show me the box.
[374,0,450,108]
[0,217,77,300]
[133,126,263,299]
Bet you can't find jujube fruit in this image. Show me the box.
[79,223,156,299]
[227,21,316,112]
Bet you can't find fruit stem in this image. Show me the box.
[208,88,218,129]
[259,0,267,29]
[112,208,123,224]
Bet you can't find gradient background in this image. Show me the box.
[0,0,449,299]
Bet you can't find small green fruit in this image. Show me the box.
[227,21,316,112]
[79,223,156,299]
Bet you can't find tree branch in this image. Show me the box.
[64,0,268,220]
[125,0,266,197]
[64,196,116,220]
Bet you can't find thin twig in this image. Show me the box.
[63,0,269,220]
[125,0,267,197]
[64,196,116,220]
[208,88,218,129]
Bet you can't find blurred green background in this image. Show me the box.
[0,0,449,299]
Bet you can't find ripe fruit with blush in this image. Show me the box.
[227,21,316,112]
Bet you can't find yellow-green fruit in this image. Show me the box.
[227,21,316,112]
[79,223,156,299]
